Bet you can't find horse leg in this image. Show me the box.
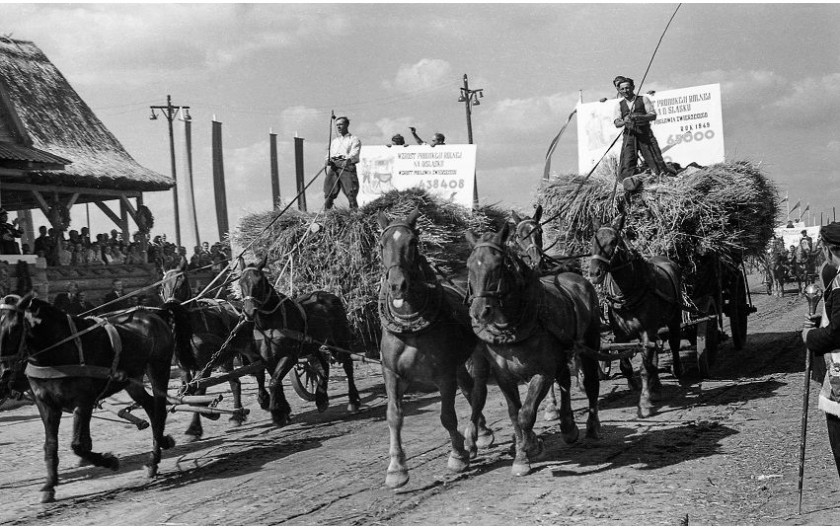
[668,315,683,379]
[254,367,270,410]
[226,359,247,426]
[34,398,61,503]
[71,401,119,470]
[438,375,470,473]
[580,354,602,439]
[637,339,658,418]
[383,364,411,488]
[514,373,551,475]
[268,357,295,427]
[494,376,530,476]
[127,372,174,478]
[458,352,494,456]
[555,359,579,444]
[542,383,561,422]
[341,355,361,413]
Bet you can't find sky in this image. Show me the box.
[5,3,840,249]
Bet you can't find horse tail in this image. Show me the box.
[160,300,197,371]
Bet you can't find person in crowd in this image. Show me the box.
[21,243,30,254]
[86,243,105,265]
[0,209,23,255]
[53,282,79,312]
[71,243,86,265]
[125,243,144,265]
[102,279,131,311]
[57,243,72,266]
[33,225,52,256]
[803,222,840,479]
[410,127,445,146]
[80,226,91,246]
[67,290,95,315]
[386,133,407,147]
[324,116,361,210]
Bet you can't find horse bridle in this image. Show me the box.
[468,241,519,303]
[240,267,285,322]
[379,222,422,281]
[591,228,634,274]
[161,270,187,303]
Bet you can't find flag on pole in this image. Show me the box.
[802,203,811,214]
[789,199,801,215]
[542,105,578,181]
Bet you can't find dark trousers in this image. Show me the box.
[324,167,359,209]
[619,130,671,181]
[827,413,840,478]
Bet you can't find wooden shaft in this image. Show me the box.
[798,347,813,515]
[169,394,224,406]
[169,404,249,416]
[189,361,265,391]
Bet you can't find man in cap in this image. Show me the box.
[324,116,362,210]
[802,222,840,478]
[386,133,407,147]
[0,209,23,255]
[410,127,445,146]
[613,76,673,186]
[801,229,814,250]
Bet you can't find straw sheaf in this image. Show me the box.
[231,189,507,352]
[0,38,172,191]
[537,160,781,276]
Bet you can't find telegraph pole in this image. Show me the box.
[459,74,484,209]
[150,95,190,247]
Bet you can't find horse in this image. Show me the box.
[508,206,604,421]
[466,225,602,476]
[768,237,789,297]
[589,220,683,418]
[0,294,195,503]
[237,256,360,427]
[160,265,269,440]
[377,208,494,488]
[796,238,818,288]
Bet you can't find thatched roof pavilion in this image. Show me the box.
[0,36,171,231]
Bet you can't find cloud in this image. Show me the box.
[384,59,452,94]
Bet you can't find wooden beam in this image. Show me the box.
[2,182,143,198]
[119,194,138,218]
[94,201,122,226]
[66,193,80,210]
[119,201,130,242]
[31,190,50,217]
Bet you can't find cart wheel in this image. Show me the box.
[290,352,329,402]
[696,299,720,378]
[729,270,749,350]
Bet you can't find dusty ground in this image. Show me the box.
[2,274,840,525]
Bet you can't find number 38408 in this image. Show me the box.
[420,179,465,190]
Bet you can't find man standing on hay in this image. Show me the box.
[325,116,362,210]
[613,76,673,189]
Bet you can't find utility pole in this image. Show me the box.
[150,95,190,247]
[459,74,483,209]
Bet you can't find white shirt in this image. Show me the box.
[613,95,655,122]
[328,133,361,164]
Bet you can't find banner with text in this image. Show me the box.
[576,83,724,174]
[358,144,476,208]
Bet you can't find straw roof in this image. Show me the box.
[0,37,172,191]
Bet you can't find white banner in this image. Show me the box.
[774,224,820,250]
[358,144,476,208]
[577,83,725,174]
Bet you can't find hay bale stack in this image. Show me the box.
[231,189,506,353]
[536,160,781,275]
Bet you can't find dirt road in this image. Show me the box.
[2,277,840,525]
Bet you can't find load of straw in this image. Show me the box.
[230,189,507,354]
[537,160,780,284]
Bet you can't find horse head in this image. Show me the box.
[0,294,32,397]
[238,255,272,321]
[160,261,190,303]
[378,207,423,305]
[509,205,544,269]
[466,224,528,324]
[589,224,627,285]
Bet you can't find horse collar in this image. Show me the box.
[379,277,444,335]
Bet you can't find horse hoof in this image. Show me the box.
[511,462,532,477]
[272,413,291,428]
[477,429,495,449]
[144,464,158,478]
[562,423,580,445]
[40,490,55,503]
[200,412,221,421]
[185,434,201,443]
[637,405,653,418]
[228,415,245,427]
[586,418,601,440]
[543,408,561,422]
[347,402,360,414]
[385,470,410,489]
[161,435,176,450]
[258,392,270,411]
[447,451,470,473]
[316,395,329,413]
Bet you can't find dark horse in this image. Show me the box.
[768,237,789,297]
[160,265,269,440]
[589,221,683,418]
[466,225,602,476]
[0,294,195,503]
[237,256,360,427]
[508,205,587,420]
[378,208,493,488]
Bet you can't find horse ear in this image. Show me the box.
[533,205,543,223]
[510,210,522,224]
[465,230,479,248]
[377,211,391,231]
[406,207,421,227]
